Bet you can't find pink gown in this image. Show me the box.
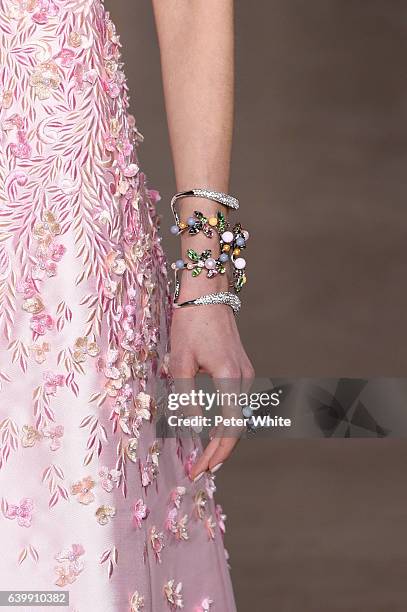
[0,1,237,610]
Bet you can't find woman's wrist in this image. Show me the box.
[176,268,230,303]
[169,189,246,313]
[175,198,230,301]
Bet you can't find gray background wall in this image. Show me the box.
[108,1,407,609]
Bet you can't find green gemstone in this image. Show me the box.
[192,267,202,277]
[235,274,245,291]
[187,249,199,262]
[217,211,226,232]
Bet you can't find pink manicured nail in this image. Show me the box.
[210,463,223,474]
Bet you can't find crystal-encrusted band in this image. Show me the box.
[173,291,241,315]
[170,189,239,225]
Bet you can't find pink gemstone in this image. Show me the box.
[221,231,234,244]
[234,257,246,270]
[204,258,216,270]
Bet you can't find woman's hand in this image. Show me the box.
[169,272,255,481]
[153,0,246,480]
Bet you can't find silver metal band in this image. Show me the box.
[173,291,241,315]
[170,189,239,224]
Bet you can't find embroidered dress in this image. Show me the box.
[0,1,237,610]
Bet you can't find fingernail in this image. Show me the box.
[193,472,204,482]
[210,463,223,474]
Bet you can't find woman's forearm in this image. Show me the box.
[152,0,235,300]
[152,0,234,192]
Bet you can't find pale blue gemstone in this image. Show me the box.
[170,225,179,235]
[219,253,229,263]
[242,406,253,418]
[236,237,245,247]
[187,217,195,226]
[175,259,185,269]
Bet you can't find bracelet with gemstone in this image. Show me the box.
[170,210,228,238]
[170,216,248,292]
[169,188,246,315]
[170,189,239,226]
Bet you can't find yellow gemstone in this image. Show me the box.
[179,222,187,230]
[233,248,241,256]
[222,244,230,252]
[208,217,218,227]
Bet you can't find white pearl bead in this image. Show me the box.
[242,230,250,241]
[204,258,216,270]
[221,231,234,244]
[234,257,246,269]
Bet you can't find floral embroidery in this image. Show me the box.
[43,371,65,395]
[33,210,61,240]
[130,591,145,611]
[30,313,54,336]
[30,341,50,364]
[141,441,160,488]
[4,497,34,527]
[42,424,64,450]
[150,526,165,563]
[20,423,63,450]
[71,476,95,505]
[16,276,37,299]
[54,544,85,587]
[165,508,189,541]
[132,498,148,529]
[23,296,45,315]
[126,437,139,462]
[95,505,116,525]
[169,486,186,509]
[54,564,77,587]
[104,349,131,398]
[215,504,226,536]
[194,491,207,521]
[56,48,75,68]
[18,209,65,339]
[32,211,65,280]
[10,123,31,159]
[103,278,118,300]
[164,580,183,609]
[73,336,100,363]
[21,424,42,447]
[30,61,61,100]
[68,31,82,48]
[99,466,121,492]
[55,544,85,573]
[134,392,153,420]
[9,0,59,24]
[195,598,214,612]
[184,448,199,479]
[0,88,13,109]
[205,473,216,499]
[103,122,139,190]
[106,251,127,276]
[204,517,216,541]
